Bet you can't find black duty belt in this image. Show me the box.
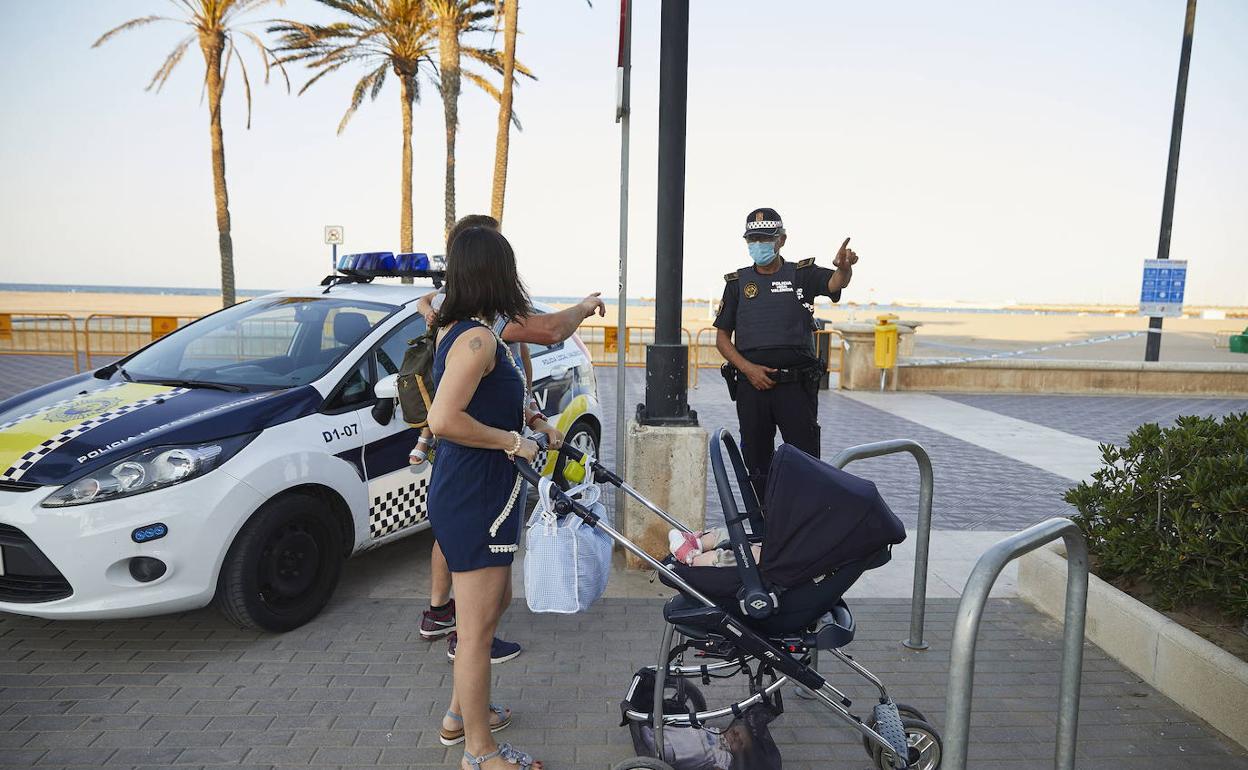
[767,367,814,384]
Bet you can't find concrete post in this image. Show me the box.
[622,420,707,568]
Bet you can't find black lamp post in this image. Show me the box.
[1145,0,1197,362]
[639,0,697,426]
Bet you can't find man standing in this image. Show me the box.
[415,214,605,664]
[714,207,858,499]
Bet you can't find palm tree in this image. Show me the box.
[488,0,519,225]
[428,1,498,238]
[94,1,288,307]
[271,1,435,257]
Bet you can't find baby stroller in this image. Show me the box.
[517,428,942,770]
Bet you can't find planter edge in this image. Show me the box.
[1018,542,1248,750]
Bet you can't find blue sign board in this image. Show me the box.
[1139,259,1187,318]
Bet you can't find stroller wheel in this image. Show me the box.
[862,703,928,756]
[871,717,942,770]
[612,758,675,770]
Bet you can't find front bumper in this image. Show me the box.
[0,469,265,620]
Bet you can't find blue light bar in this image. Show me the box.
[337,251,443,280]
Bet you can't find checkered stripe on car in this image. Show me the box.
[1,388,189,482]
[369,476,430,538]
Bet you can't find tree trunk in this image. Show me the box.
[400,74,415,283]
[439,16,462,241]
[201,33,235,307]
[490,0,519,225]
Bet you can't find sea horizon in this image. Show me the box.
[2,282,1243,317]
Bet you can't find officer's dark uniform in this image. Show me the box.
[715,209,841,499]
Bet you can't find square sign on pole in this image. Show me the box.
[324,226,344,273]
[1139,259,1187,318]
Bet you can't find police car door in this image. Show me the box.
[359,313,431,544]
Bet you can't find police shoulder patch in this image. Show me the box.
[796,257,816,269]
[724,271,739,282]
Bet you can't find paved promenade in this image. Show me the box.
[3,355,1247,768]
[3,594,1247,770]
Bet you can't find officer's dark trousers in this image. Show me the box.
[735,378,820,502]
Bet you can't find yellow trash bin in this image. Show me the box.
[874,315,899,390]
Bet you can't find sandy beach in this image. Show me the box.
[2,289,1244,364]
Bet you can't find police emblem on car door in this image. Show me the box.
[360,315,431,541]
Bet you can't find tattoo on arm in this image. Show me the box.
[469,337,484,353]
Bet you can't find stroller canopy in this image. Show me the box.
[760,445,906,589]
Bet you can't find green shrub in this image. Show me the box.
[1064,412,1248,620]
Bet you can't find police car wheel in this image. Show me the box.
[215,492,345,632]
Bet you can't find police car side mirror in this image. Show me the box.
[374,373,399,400]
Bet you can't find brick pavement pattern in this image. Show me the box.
[943,393,1248,446]
[2,595,1246,769]
[601,370,1079,531]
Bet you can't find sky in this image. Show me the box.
[0,0,1245,307]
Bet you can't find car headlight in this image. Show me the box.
[41,433,256,508]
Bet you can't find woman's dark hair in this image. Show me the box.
[447,214,499,251]
[435,227,532,327]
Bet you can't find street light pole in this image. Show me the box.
[640,0,696,426]
[1145,0,1197,363]
[614,0,632,513]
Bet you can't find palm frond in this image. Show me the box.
[146,35,194,92]
[92,15,173,48]
[231,40,255,129]
[296,57,350,95]
[462,70,521,130]
[237,28,291,91]
[462,70,499,102]
[337,62,388,134]
[462,46,534,81]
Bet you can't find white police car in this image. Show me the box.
[0,257,602,631]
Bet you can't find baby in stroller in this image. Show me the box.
[668,528,760,568]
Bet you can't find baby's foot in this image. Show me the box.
[668,530,703,566]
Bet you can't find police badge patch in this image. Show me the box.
[744,282,759,299]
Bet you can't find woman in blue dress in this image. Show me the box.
[427,226,560,770]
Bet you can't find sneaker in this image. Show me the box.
[420,600,456,640]
[446,632,522,664]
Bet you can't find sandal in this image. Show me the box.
[439,703,512,746]
[463,742,541,769]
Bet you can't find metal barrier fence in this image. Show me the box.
[83,314,197,367]
[797,439,934,701]
[581,323,843,389]
[944,517,1088,770]
[831,439,934,650]
[0,313,82,373]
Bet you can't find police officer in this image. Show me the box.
[714,207,858,499]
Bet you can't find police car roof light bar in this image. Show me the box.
[321,251,446,292]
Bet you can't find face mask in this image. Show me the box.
[747,240,777,265]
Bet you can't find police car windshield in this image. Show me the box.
[120,297,396,391]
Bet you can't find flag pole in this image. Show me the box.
[614,0,632,511]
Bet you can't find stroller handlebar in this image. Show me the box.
[513,433,548,486]
[513,432,589,487]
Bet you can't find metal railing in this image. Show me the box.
[944,517,1088,770]
[0,312,82,372]
[831,439,934,650]
[83,314,196,366]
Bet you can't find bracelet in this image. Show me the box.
[504,430,522,458]
[416,436,430,446]
[526,411,547,428]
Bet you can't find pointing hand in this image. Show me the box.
[834,237,858,269]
